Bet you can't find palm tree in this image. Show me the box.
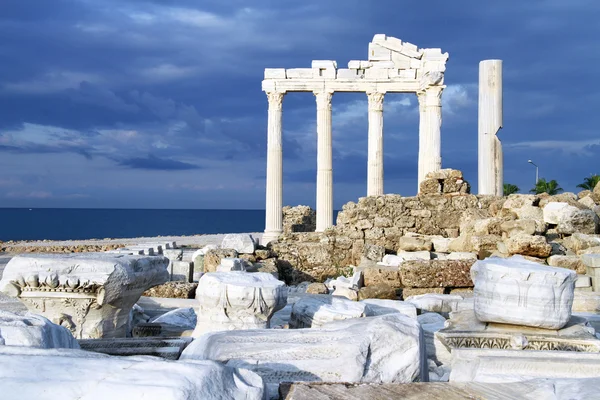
[576,174,600,191]
[530,178,563,195]
[503,183,520,195]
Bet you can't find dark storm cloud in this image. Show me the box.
[0,0,599,207]
[118,155,200,170]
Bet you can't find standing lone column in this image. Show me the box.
[367,91,385,196]
[315,90,334,232]
[418,86,444,188]
[263,91,285,245]
[478,60,503,196]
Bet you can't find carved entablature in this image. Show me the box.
[438,331,600,353]
[262,34,448,94]
[9,274,100,296]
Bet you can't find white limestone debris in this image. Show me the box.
[289,294,366,328]
[0,346,265,400]
[0,311,80,349]
[192,272,287,337]
[181,314,425,399]
[220,234,256,254]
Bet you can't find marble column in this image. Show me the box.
[367,91,385,196]
[263,91,285,245]
[478,60,503,196]
[315,90,333,232]
[418,86,443,189]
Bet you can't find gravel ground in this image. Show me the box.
[2,232,263,248]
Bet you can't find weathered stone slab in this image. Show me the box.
[0,253,169,339]
[362,265,402,288]
[547,255,585,274]
[192,272,287,337]
[203,248,238,273]
[79,336,193,360]
[181,314,425,399]
[361,299,417,318]
[398,235,433,252]
[405,293,464,314]
[471,256,577,329]
[0,311,79,348]
[402,287,444,298]
[221,234,256,254]
[358,284,397,300]
[572,291,600,313]
[505,234,552,258]
[450,348,600,383]
[170,260,193,282]
[400,259,475,288]
[281,380,567,400]
[0,346,264,399]
[289,294,366,328]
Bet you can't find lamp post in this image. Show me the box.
[528,160,538,185]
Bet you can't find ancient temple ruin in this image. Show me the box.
[262,34,449,244]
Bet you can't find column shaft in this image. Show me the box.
[417,92,427,189]
[315,91,333,232]
[263,91,285,244]
[367,92,385,196]
[418,86,443,189]
[478,59,503,196]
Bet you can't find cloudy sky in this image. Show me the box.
[0,0,598,209]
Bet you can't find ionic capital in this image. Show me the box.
[366,91,385,112]
[266,91,285,111]
[314,90,333,110]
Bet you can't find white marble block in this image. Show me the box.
[361,299,417,319]
[192,272,287,337]
[181,314,425,399]
[0,253,169,339]
[221,234,256,254]
[0,346,264,400]
[289,294,366,328]
[0,311,79,348]
[471,256,577,329]
[216,258,246,272]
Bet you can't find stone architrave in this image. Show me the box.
[181,314,425,399]
[471,256,577,329]
[192,272,287,337]
[367,91,385,196]
[0,254,169,339]
[315,90,334,232]
[263,91,285,245]
[450,348,600,383]
[289,294,367,328]
[477,60,503,196]
[0,346,265,400]
[0,311,80,349]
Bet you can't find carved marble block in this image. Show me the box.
[0,254,169,339]
[0,311,80,348]
[181,314,425,399]
[471,256,577,329]
[0,346,264,400]
[192,272,287,337]
[289,294,367,328]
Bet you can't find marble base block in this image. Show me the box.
[192,272,287,337]
[471,256,577,329]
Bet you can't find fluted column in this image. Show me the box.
[263,91,285,245]
[478,60,503,196]
[367,91,385,196]
[315,90,333,232]
[418,86,443,189]
[417,91,427,189]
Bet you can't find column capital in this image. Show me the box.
[314,90,333,110]
[419,85,444,107]
[266,91,285,111]
[366,91,385,112]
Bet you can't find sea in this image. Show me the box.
[0,208,267,241]
[0,208,342,241]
